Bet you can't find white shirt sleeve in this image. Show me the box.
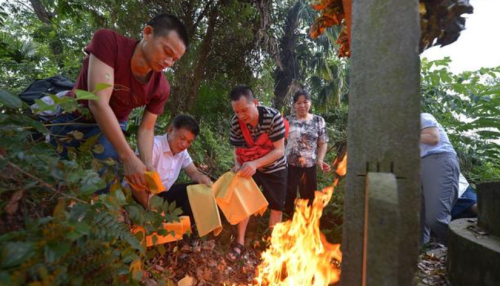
[181,151,193,169]
[458,174,469,198]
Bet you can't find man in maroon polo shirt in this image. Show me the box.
[50,14,188,193]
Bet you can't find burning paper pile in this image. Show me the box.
[255,152,347,285]
[255,187,342,285]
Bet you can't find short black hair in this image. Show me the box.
[293,89,311,103]
[147,14,189,49]
[229,85,255,102]
[172,114,199,136]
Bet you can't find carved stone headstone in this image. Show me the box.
[364,173,400,286]
[341,0,421,285]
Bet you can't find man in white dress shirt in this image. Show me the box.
[132,115,212,222]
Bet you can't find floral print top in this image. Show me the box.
[285,114,329,168]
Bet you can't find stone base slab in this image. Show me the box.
[447,218,500,286]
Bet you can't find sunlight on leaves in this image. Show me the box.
[75,89,99,100]
[93,82,112,93]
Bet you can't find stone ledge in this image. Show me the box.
[447,218,500,286]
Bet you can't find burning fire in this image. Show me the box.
[254,152,347,285]
[332,152,347,186]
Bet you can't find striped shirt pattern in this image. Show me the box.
[230,105,287,173]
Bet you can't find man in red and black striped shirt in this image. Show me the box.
[227,85,287,262]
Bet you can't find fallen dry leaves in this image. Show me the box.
[144,219,453,285]
[415,243,449,286]
[144,236,264,286]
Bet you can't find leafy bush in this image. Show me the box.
[421,58,500,182]
[0,89,181,285]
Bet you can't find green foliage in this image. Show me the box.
[421,57,500,182]
[0,89,23,109]
[307,47,350,112]
[1,0,95,94]
[0,89,181,285]
[193,84,233,123]
[4,0,499,283]
[0,199,142,286]
[316,105,348,244]
[188,119,235,179]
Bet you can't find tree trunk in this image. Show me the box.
[186,2,220,112]
[29,0,64,67]
[29,0,53,24]
[167,0,223,116]
[273,1,302,112]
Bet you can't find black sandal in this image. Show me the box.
[226,242,245,262]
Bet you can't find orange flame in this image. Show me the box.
[255,150,348,285]
[332,152,347,189]
[255,187,342,285]
[332,152,347,177]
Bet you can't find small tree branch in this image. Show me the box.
[192,0,214,33]
[29,0,53,25]
[7,161,86,204]
[12,0,35,13]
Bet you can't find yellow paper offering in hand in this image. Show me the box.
[212,172,268,225]
[186,184,223,237]
[144,171,165,194]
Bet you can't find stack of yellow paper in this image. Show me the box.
[186,184,223,237]
[212,172,268,225]
[133,215,191,247]
[144,171,166,194]
[126,171,166,194]
[183,172,269,237]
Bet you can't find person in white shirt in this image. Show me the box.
[451,174,477,220]
[132,115,212,222]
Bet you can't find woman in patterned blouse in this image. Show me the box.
[284,89,330,215]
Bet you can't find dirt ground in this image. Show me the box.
[142,216,271,286]
[142,219,449,286]
[415,243,449,286]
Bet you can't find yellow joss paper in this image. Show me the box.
[212,172,268,225]
[186,184,222,237]
[144,171,165,194]
[132,216,191,247]
[126,171,166,195]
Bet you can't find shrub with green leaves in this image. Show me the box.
[421,58,500,183]
[0,89,181,285]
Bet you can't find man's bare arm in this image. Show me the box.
[87,54,146,186]
[137,111,158,172]
[420,127,440,145]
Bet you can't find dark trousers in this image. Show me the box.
[50,113,128,194]
[158,183,195,231]
[451,185,477,220]
[284,165,317,214]
[421,152,459,245]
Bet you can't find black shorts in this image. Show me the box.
[253,168,287,211]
